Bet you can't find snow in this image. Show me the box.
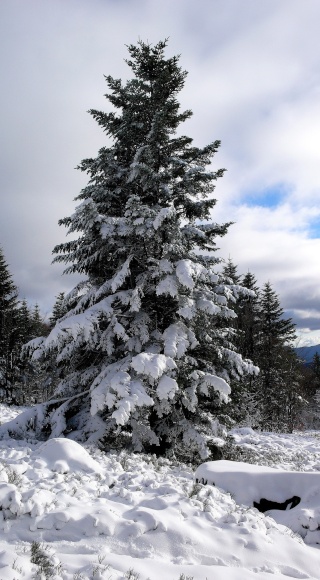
[111,257,132,293]
[155,274,178,298]
[174,260,208,291]
[1,404,320,579]
[157,375,179,400]
[32,438,103,474]
[152,207,174,230]
[191,370,231,401]
[131,352,176,379]
[195,459,320,541]
[163,323,192,358]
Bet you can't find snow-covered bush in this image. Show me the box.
[11,40,256,459]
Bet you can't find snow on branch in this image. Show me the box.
[156,275,178,298]
[175,259,207,290]
[177,297,196,320]
[163,323,195,358]
[190,370,231,402]
[112,379,154,425]
[152,206,175,230]
[111,256,132,293]
[197,297,221,315]
[90,359,154,426]
[157,375,179,400]
[131,353,176,379]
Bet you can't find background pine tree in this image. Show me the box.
[223,269,260,426]
[222,270,303,431]
[0,246,19,400]
[300,352,320,429]
[254,282,299,431]
[49,292,67,328]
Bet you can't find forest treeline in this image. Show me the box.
[1,245,319,432]
[0,247,66,404]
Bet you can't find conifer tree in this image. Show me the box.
[30,304,49,338]
[222,258,240,284]
[311,352,320,382]
[6,300,51,404]
[0,247,19,398]
[255,282,297,430]
[18,40,254,458]
[16,300,33,345]
[300,353,320,429]
[49,292,67,328]
[225,271,260,425]
[8,299,33,402]
[238,272,260,362]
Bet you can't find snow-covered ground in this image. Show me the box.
[1,406,320,579]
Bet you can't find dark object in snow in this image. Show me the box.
[253,495,301,513]
[207,443,223,461]
[196,477,208,485]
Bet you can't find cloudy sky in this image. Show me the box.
[1,0,320,345]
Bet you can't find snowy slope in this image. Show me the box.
[0,406,320,579]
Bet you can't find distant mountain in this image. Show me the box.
[295,344,320,364]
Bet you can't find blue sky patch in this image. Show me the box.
[308,219,320,239]
[242,184,290,209]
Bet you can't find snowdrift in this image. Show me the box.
[195,459,320,543]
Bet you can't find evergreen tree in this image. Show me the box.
[49,292,67,328]
[5,300,52,405]
[22,40,254,458]
[300,353,320,429]
[225,271,260,425]
[238,272,260,362]
[255,282,297,430]
[311,352,320,382]
[30,304,50,338]
[222,258,240,284]
[0,247,19,398]
[277,347,305,432]
[9,299,33,402]
[16,299,33,345]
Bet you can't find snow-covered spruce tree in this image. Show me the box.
[11,41,255,458]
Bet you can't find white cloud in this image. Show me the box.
[215,202,320,332]
[1,0,320,340]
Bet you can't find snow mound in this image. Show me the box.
[32,438,103,474]
[195,460,320,505]
[195,459,320,544]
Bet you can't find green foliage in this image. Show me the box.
[0,246,53,405]
[49,292,67,327]
[222,258,240,284]
[0,246,19,394]
[311,352,320,381]
[125,569,140,580]
[30,542,57,579]
[255,282,299,431]
[223,265,304,431]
